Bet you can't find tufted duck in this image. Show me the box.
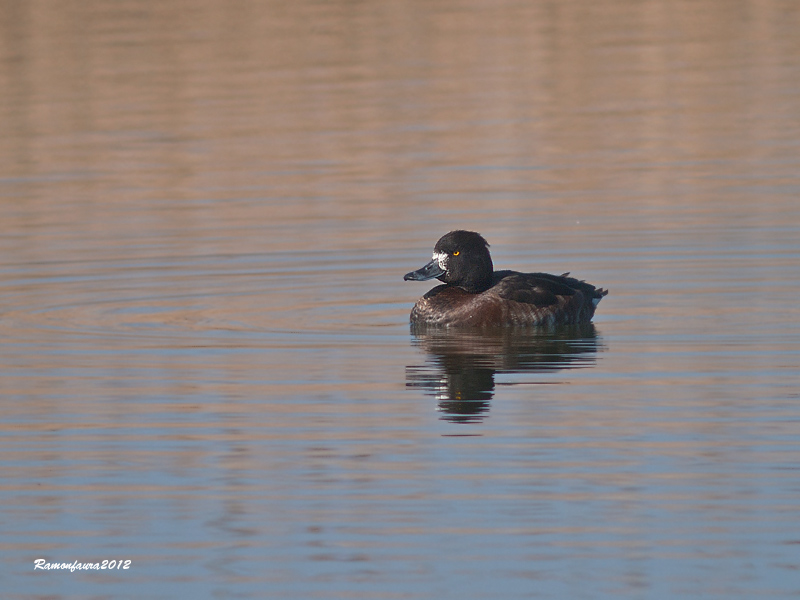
[404,230,608,327]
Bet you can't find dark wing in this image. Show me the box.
[492,272,581,307]
[549,272,609,303]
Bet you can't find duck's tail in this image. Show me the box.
[591,287,609,308]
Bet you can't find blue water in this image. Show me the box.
[2,0,800,598]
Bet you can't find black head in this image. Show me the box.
[404,230,494,293]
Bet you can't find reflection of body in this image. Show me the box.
[406,325,602,423]
[405,231,607,327]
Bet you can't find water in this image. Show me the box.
[2,0,800,598]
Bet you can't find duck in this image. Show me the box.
[404,230,608,327]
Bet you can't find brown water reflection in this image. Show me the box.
[407,325,603,422]
[2,0,800,599]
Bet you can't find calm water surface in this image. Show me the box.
[2,1,800,598]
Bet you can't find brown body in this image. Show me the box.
[410,271,605,327]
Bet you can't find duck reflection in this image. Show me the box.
[406,324,603,423]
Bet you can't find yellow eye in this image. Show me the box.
[453,251,460,256]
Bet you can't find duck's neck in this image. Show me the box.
[455,271,493,294]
